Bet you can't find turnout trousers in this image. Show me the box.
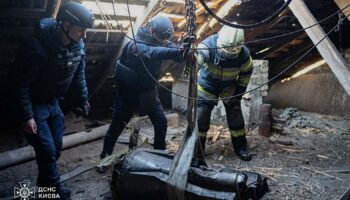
[197,97,248,152]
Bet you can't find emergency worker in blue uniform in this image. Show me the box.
[8,2,93,199]
[99,16,183,167]
[196,26,253,161]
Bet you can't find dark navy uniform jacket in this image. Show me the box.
[9,18,88,121]
[115,26,182,91]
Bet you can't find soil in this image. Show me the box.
[0,109,349,200]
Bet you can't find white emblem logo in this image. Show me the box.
[14,180,35,200]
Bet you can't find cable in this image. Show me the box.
[124,0,348,102]
[199,0,292,29]
[111,2,349,51]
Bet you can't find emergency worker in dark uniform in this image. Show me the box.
[196,26,253,161]
[98,16,183,169]
[8,2,93,199]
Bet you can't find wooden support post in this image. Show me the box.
[289,0,350,95]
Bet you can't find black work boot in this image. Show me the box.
[232,136,252,161]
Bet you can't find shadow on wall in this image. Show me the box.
[265,72,350,116]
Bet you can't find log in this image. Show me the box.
[0,125,109,169]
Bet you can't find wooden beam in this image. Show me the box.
[83,0,150,6]
[245,15,292,41]
[257,33,307,59]
[93,14,136,21]
[50,0,61,18]
[334,0,350,21]
[89,0,161,98]
[156,13,185,23]
[162,0,185,7]
[270,41,313,66]
[208,0,236,28]
[289,0,350,95]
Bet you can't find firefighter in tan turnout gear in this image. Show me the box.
[196,26,253,161]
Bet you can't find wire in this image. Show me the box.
[199,0,292,29]
[111,3,350,51]
[124,0,348,102]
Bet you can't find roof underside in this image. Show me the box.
[0,0,349,118]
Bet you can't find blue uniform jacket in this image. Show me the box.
[9,18,88,121]
[115,26,182,91]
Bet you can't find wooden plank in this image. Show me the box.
[93,14,136,21]
[89,0,161,98]
[86,28,122,33]
[60,164,94,183]
[338,187,350,200]
[245,15,292,41]
[334,0,350,21]
[83,0,150,6]
[50,0,61,18]
[257,33,307,59]
[289,0,350,95]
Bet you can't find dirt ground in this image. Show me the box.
[0,109,349,200]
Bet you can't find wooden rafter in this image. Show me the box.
[257,33,307,59]
[82,0,150,6]
[93,14,136,21]
[289,0,350,95]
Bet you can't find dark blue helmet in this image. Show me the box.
[57,2,94,28]
[149,16,174,40]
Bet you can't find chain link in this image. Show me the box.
[182,0,196,78]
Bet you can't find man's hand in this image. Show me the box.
[75,101,90,117]
[21,118,37,134]
[82,101,91,116]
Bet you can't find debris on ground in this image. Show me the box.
[0,109,349,199]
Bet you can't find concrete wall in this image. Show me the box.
[265,72,350,116]
[265,49,350,116]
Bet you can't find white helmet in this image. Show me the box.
[216,26,244,59]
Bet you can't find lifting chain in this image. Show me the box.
[182,0,196,78]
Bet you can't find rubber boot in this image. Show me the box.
[232,136,251,161]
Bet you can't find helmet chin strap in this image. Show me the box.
[59,24,79,45]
